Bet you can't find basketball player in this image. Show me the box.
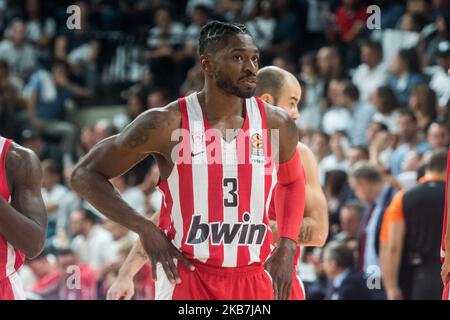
[106,66,328,301]
[0,136,47,299]
[256,66,329,300]
[71,21,306,300]
[439,68,450,300]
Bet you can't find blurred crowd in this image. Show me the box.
[0,0,449,300]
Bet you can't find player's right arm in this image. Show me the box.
[107,212,160,300]
[71,104,194,284]
[297,143,328,247]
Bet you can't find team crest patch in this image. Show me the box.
[251,132,265,164]
[192,132,204,147]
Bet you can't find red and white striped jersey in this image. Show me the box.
[440,148,450,262]
[0,136,25,280]
[157,92,277,268]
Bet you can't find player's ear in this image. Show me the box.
[259,93,274,105]
[200,54,213,76]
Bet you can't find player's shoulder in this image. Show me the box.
[134,99,182,132]
[297,142,314,159]
[296,142,317,170]
[7,143,40,166]
[6,143,42,181]
[260,100,293,129]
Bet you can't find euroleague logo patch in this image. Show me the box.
[251,132,265,164]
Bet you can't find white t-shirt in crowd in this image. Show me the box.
[71,225,118,269]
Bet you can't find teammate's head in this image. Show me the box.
[255,66,301,120]
[198,20,258,98]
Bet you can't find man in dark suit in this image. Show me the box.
[323,241,374,300]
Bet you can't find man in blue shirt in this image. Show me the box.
[390,109,431,176]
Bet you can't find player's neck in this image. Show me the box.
[198,85,244,121]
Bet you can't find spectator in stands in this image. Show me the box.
[319,131,350,186]
[113,86,149,131]
[21,251,56,292]
[20,129,63,171]
[324,169,353,228]
[23,0,56,63]
[264,0,300,60]
[31,248,97,300]
[390,109,431,176]
[245,0,276,53]
[23,58,90,159]
[145,6,185,88]
[54,1,99,90]
[317,46,345,84]
[297,52,325,132]
[427,120,450,149]
[91,118,118,145]
[110,174,146,215]
[337,80,375,146]
[335,0,368,68]
[321,80,352,136]
[370,85,403,134]
[323,241,374,300]
[408,84,437,134]
[352,40,389,102]
[0,60,29,140]
[348,145,369,166]
[425,11,450,63]
[389,48,427,107]
[367,121,395,172]
[349,161,396,299]
[334,201,364,241]
[427,40,450,111]
[41,159,69,240]
[310,131,331,164]
[70,208,118,269]
[0,19,38,82]
[147,87,172,109]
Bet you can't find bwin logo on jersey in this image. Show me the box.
[186,213,267,245]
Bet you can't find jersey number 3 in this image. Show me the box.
[223,178,238,207]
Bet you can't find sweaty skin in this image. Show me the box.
[73,33,302,300]
[0,142,47,258]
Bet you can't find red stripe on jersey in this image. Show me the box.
[0,276,15,300]
[256,97,274,260]
[0,138,12,280]
[441,147,450,262]
[158,181,175,241]
[200,115,225,264]
[237,102,252,265]
[177,97,194,259]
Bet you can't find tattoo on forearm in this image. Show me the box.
[299,224,312,243]
[136,250,149,261]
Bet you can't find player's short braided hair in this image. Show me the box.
[198,20,251,55]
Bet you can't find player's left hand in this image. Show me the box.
[264,237,297,300]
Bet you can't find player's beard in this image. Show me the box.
[215,70,255,99]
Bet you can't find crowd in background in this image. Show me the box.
[0,0,449,300]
